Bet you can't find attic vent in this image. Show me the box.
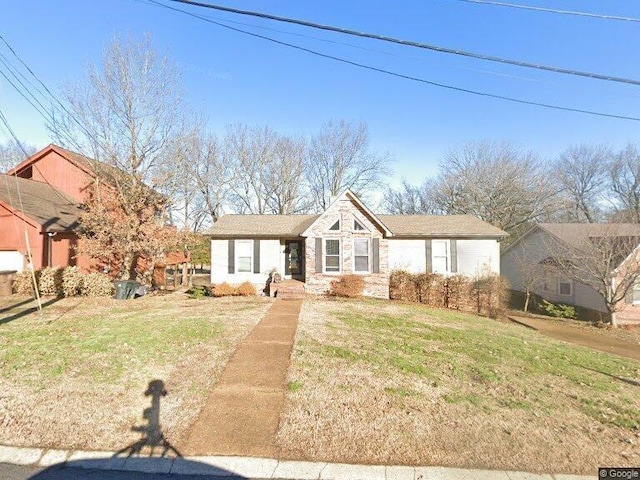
[329,220,340,231]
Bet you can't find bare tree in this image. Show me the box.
[49,35,189,280]
[0,140,36,172]
[264,135,309,214]
[430,140,559,235]
[193,133,236,226]
[306,120,392,211]
[383,178,438,214]
[544,225,640,327]
[608,144,640,223]
[226,124,278,214]
[553,144,611,223]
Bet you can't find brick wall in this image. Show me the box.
[304,195,389,299]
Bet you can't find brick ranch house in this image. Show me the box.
[501,223,640,322]
[207,190,507,298]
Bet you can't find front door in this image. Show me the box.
[285,240,303,277]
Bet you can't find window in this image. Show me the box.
[353,218,366,231]
[236,240,252,273]
[543,270,572,296]
[329,220,340,231]
[432,240,449,274]
[353,238,369,272]
[325,239,340,272]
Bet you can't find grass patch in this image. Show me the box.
[279,297,640,474]
[288,380,303,392]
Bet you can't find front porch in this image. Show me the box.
[268,279,305,300]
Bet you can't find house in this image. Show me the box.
[0,173,86,271]
[1,143,123,272]
[501,223,640,322]
[207,190,507,298]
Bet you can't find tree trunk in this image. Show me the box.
[524,290,530,313]
[610,310,618,328]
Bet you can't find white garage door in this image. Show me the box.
[0,251,24,272]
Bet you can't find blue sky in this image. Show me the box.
[1,0,639,182]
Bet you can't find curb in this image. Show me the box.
[0,445,595,479]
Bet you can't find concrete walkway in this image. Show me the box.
[180,299,303,457]
[509,315,640,362]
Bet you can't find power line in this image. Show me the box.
[146,0,640,122]
[167,0,640,87]
[451,0,640,23]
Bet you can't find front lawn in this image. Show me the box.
[278,298,640,474]
[0,293,272,451]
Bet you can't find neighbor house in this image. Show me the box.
[0,143,98,272]
[501,223,640,322]
[207,190,507,298]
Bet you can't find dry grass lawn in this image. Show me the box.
[278,297,640,475]
[0,293,272,452]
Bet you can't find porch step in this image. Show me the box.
[276,289,305,300]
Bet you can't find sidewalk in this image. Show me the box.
[181,299,303,457]
[509,315,640,362]
[0,445,594,479]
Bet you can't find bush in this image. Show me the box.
[62,266,84,297]
[236,281,257,296]
[82,272,115,297]
[187,285,208,300]
[38,267,63,296]
[540,300,577,319]
[389,270,417,301]
[330,274,364,298]
[211,282,236,297]
[12,270,34,295]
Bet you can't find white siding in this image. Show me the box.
[210,239,280,288]
[457,239,500,276]
[388,240,425,273]
[500,229,608,312]
[0,251,23,272]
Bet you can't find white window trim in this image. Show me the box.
[328,219,340,231]
[352,216,369,232]
[352,238,370,274]
[633,283,640,305]
[431,239,450,275]
[235,239,253,274]
[324,238,341,274]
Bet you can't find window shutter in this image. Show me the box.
[450,239,457,273]
[315,238,322,273]
[228,240,235,274]
[425,239,432,273]
[372,238,380,273]
[253,240,260,273]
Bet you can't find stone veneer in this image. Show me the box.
[304,194,389,299]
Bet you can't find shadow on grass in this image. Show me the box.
[578,365,640,387]
[0,297,62,326]
[28,379,248,479]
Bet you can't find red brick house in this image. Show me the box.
[0,144,99,272]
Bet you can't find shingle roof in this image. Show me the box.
[206,213,507,237]
[377,214,508,237]
[0,174,83,231]
[538,223,640,250]
[206,214,319,237]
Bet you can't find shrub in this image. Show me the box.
[389,270,417,301]
[37,267,63,296]
[540,300,577,319]
[330,274,364,298]
[211,282,236,297]
[187,285,208,300]
[236,281,257,296]
[12,270,35,295]
[82,272,115,297]
[62,266,84,297]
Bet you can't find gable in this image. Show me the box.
[301,190,391,237]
